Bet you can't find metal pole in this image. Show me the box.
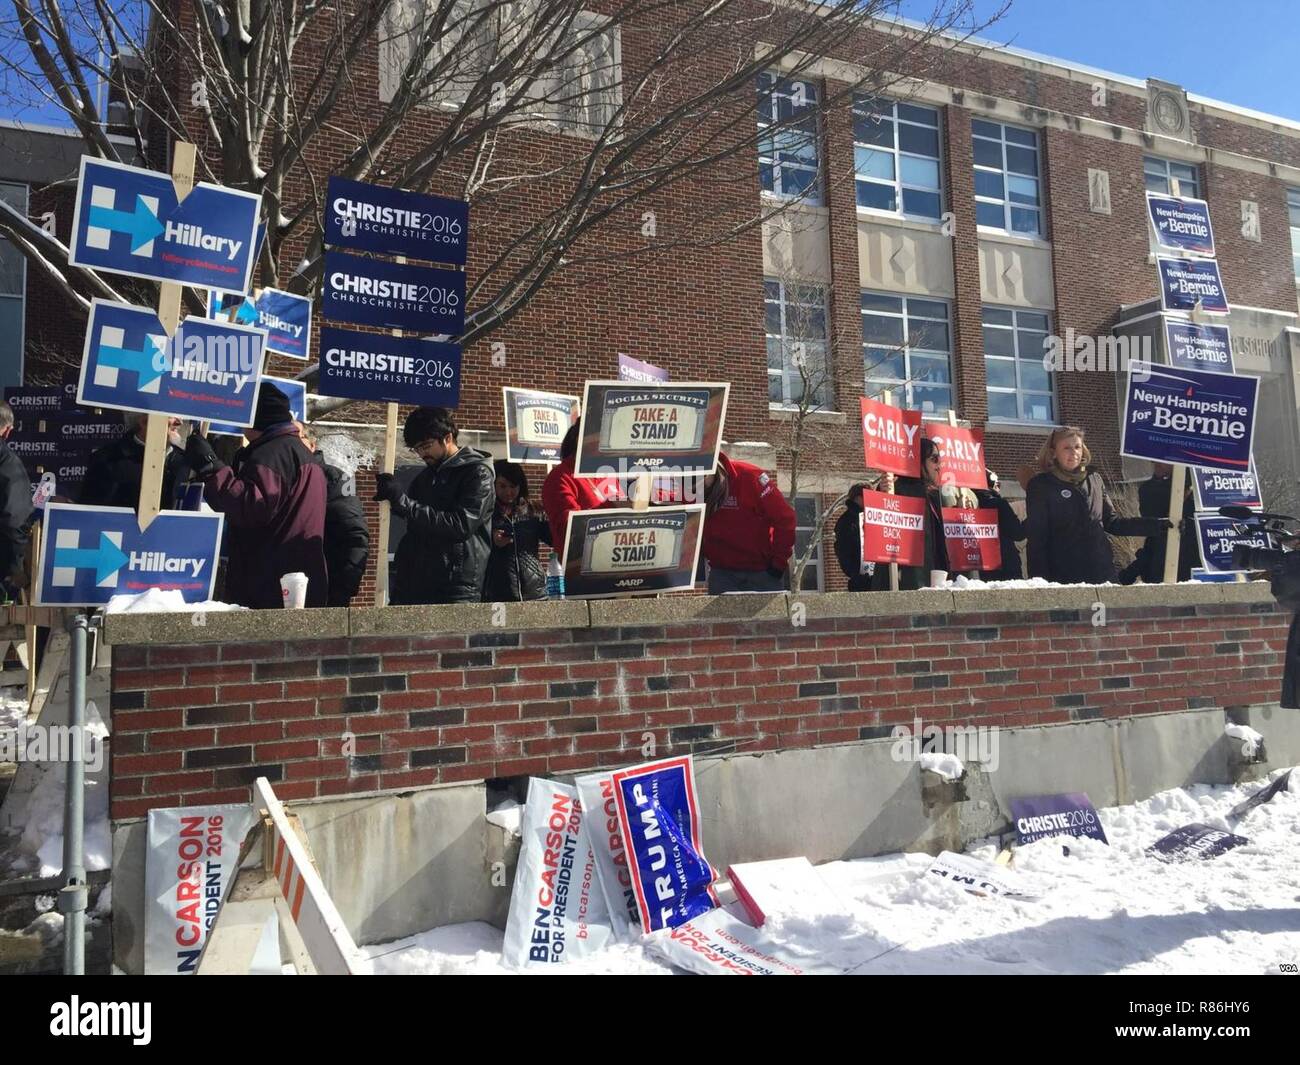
[59,613,89,975]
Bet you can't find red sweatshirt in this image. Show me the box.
[701,453,797,572]
[541,456,619,558]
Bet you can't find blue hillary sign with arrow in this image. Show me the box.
[78,298,265,427]
[37,503,224,606]
[69,156,262,293]
[208,287,312,360]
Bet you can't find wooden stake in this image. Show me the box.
[374,257,407,607]
[882,390,899,592]
[631,470,652,511]
[25,522,39,707]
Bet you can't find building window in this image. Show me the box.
[1288,189,1300,278]
[793,495,823,592]
[757,71,822,205]
[852,96,943,221]
[972,118,1042,236]
[0,182,26,390]
[983,306,1055,423]
[1144,156,1200,198]
[765,279,830,408]
[861,291,952,416]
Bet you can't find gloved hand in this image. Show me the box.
[185,431,222,479]
[1152,517,1175,530]
[374,472,405,507]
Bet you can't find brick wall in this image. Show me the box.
[105,585,1289,820]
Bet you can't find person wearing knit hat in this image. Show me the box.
[869,435,950,590]
[185,382,328,608]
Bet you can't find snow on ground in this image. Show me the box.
[0,685,26,733]
[366,770,1299,975]
[105,588,248,613]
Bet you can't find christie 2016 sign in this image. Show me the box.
[1156,256,1229,315]
[1146,193,1216,258]
[70,156,261,292]
[576,381,729,478]
[561,506,704,598]
[861,397,921,476]
[78,298,264,427]
[1164,318,1233,373]
[1121,362,1257,474]
[319,327,461,408]
[37,503,223,606]
[1010,793,1108,846]
[324,176,468,265]
[321,249,466,335]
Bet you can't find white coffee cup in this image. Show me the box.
[930,570,948,589]
[280,572,309,609]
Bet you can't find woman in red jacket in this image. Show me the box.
[700,452,797,593]
[541,424,618,560]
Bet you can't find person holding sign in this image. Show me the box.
[1025,427,1170,585]
[541,424,617,557]
[374,407,495,605]
[484,460,551,602]
[972,470,1025,580]
[834,482,876,592]
[700,452,796,593]
[871,437,955,589]
[1118,463,1200,584]
[0,402,32,596]
[80,412,190,511]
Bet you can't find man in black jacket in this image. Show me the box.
[375,407,494,604]
[0,401,32,595]
[834,483,875,591]
[1118,463,1200,584]
[80,411,189,510]
[973,469,1026,580]
[299,424,370,607]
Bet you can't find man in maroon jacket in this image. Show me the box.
[185,384,328,608]
[701,452,797,594]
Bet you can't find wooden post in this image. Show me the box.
[630,470,652,511]
[1159,175,1189,585]
[373,258,407,607]
[25,522,39,706]
[137,142,196,531]
[881,390,900,591]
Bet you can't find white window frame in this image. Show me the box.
[860,290,954,417]
[982,305,1056,425]
[852,96,944,222]
[757,71,823,206]
[765,278,831,410]
[1288,188,1300,279]
[1144,156,1200,198]
[792,495,824,592]
[0,182,27,391]
[972,118,1043,237]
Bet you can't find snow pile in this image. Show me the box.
[1224,723,1264,759]
[918,752,964,780]
[0,685,28,745]
[105,589,248,614]
[484,798,522,836]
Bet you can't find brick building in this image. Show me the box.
[6,12,1300,595]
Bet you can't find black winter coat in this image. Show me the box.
[973,488,1025,580]
[1269,560,1300,709]
[392,447,495,605]
[833,485,874,591]
[1025,470,1162,584]
[0,439,32,586]
[319,461,369,607]
[1120,475,1199,584]
[870,477,947,591]
[79,430,189,510]
[483,503,551,602]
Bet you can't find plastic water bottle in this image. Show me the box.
[31,472,56,509]
[546,556,565,599]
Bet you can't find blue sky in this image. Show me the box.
[935,0,1300,122]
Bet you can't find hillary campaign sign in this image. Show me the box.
[924,424,986,490]
[78,298,264,426]
[617,353,669,383]
[209,376,305,436]
[1010,794,1108,846]
[561,506,704,599]
[1191,458,1261,511]
[210,288,312,361]
[1156,256,1229,314]
[860,489,926,567]
[69,156,261,292]
[324,176,468,265]
[1122,363,1257,473]
[576,381,729,478]
[610,756,717,932]
[1146,193,1216,258]
[502,387,580,463]
[319,327,461,407]
[1164,318,1233,373]
[941,507,1001,571]
[322,249,465,335]
[1195,514,1270,573]
[37,503,223,606]
[861,397,921,476]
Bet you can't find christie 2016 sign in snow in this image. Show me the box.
[324,176,468,265]
[322,249,465,335]
[37,503,223,606]
[1121,362,1257,474]
[78,298,264,426]
[860,397,921,477]
[319,327,461,408]
[70,156,261,292]
[1156,256,1229,315]
[576,382,728,478]
[561,507,704,598]
[502,387,580,464]
[1146,193,1216,258]
[1164,318,1233,373]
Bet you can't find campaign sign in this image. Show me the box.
[502,387,580,464]
[321,249,465,335]
[1164,318,1233,373]
[1122,363,1257,473]
[1148,823,1249,862]
[78,299,264,426]
[609,756,717,933]
[1146,193,1215,258]
[861,397,921,477]
[924,424,986,490]
[1191,567,1238,583]
[617,353,669,383]
[562,506,704,599]
[37,503,223,606]
[324,176,468,265]
[69,156,261,292]
[1226,769,1293,822]
[210,288,311,361]
[1009,794,1108,846]
[319,327,461,408]
[1194,514,1270,573]
[941,506,1002,572]
[1156,256,1229,315]
[1191,457,1261,511]
[576,381,729,478]
[209,376,305,436]
[860,489,926,566]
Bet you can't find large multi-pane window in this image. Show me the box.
[1144,156,1200,198]
[792,496,823,592]
[852,96,943,221]
[757,71,822,204]
[972,119,1042,236]
[983,306,1055,423]
[765,279,830,408]
[1288,189,1300,278]
[861,291,952,415]
[0,182,26,390]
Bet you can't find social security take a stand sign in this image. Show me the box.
[1146,193,1216,257]
[37,503,223,606]
[1122,362,1257,474]
[78,298,264,427]
[322,249,466,334]
[69,157,261,292]
[210,288,312,361]
[324,176,469,265]
[319,327,461,407]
